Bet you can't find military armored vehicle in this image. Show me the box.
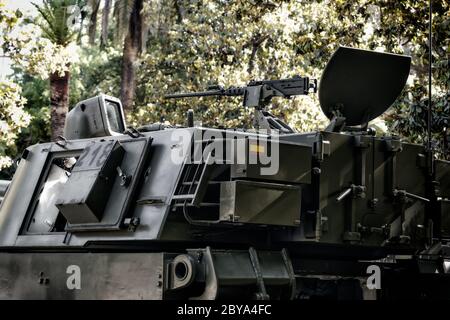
[0,47,448,299]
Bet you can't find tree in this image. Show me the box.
[120,0,144,112]
[0,4,31,171]
[32,0,79,141]
[100,0,112,47]
[96,0,152,112]
[369,0,449,159]
[87,0,101,45]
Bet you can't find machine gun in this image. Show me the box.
[165,76,317,133]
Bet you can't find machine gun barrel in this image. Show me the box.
[165,87,245,99]
[165,90,223,99]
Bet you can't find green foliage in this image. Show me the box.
[388,87,449,159]
[69,46,122,106]
[32,0,79,46]
[11,71,51,149]
[0,80,32,170]
[131,0,339,130]
[2,2,77,79]
[373,0,449,158]
[0,3,32,173]
[1,0,80,173]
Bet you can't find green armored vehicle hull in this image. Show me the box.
[0,47,448,299]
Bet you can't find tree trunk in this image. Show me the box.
[50,71,70,141]
[120,0,143,112]
[88,0,101,45]
[174,0,185,23]
[100,0,112,48]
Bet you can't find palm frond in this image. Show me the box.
[32,0,79,46]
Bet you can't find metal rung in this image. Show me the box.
[173,202,219,207]
[172,194,195,200]
[182,181,198,186]
[181,181,221,186]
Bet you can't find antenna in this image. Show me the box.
[427,0,433,176]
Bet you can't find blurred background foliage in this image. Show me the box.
[0,0,449,179]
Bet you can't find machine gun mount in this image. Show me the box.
[165,76,317,133]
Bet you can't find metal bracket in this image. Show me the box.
[248,247,270,300]
[393,189,430,203]
[336,184,366,202]
[358,223,390,239]
[354,135,370,148]
[190,247,218,300]
[384,138,403,152]
[55,135,68,148]
[314,136,331,161]
[281,248,296,300]
[124,127,144,138]
[169,254,196,291]
[123,217,140,232]
[116,166,131,187]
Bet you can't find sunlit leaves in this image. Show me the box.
[0,81,31,169]
[2,2,78,79]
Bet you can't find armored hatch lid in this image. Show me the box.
[319,46,411,126]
